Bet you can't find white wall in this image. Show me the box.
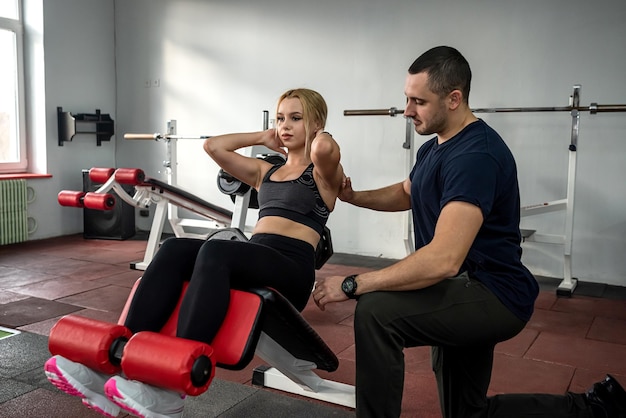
[26,0,626,287]
[22,0,116,238]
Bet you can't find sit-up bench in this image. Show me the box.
[48,270,355,407]
[48,221,354,408]
[130,175,236,270]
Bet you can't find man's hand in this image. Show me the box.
[312,276,349,311]
[338,176,355,203]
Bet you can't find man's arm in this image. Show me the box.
[339,177,412,212]
[357,200,482,292]
[312,200,483,310]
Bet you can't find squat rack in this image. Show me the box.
[344,85,626,297]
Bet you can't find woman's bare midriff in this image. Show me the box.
[252,216,319,250]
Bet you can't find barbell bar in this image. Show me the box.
[343,103,626,117]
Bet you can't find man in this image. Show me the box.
[312,46,626,418]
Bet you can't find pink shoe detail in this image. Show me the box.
[104,378,144,418]
[104,376,185,418]
[44,357,85,398]
[82,398,117,417]
[44,355,120,417]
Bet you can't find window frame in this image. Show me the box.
[0,0,28,173]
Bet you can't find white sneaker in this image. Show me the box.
[104,375,185,418]
[44,355,121,417]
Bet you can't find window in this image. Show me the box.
[0,0,27,173]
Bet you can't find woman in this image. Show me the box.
[45,88,344,418]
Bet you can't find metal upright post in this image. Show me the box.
[165,120,181,234]
[557,85,581,296]
[230,111,272,232]
[403,117,416,255]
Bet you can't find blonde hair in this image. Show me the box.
[277,88,327,158]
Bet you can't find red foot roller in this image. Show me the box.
[121,332,215,396]
[58,191,86,207]
[115,168,145,185]
[89,167,115,184]
[49,315,132,374]
[83,192,115,210]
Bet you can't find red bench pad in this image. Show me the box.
[118,279,264,370]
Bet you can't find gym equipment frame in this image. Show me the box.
[344,84,626,297]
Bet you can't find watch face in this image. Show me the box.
[342,278,354,294]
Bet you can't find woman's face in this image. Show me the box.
[276,97,307,150]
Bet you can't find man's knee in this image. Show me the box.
[354,293,388,336]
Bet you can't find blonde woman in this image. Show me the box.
[46,88,344,418]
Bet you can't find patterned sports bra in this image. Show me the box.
[257,163,330,236]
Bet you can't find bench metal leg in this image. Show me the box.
[253,333,355,408]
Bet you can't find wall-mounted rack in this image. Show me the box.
[57,107,115,146]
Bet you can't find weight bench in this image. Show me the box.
[47,226,354,409]
[58,167,234,271]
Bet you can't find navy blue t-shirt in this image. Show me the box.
[410,119,538,321]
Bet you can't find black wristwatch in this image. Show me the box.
[341,274,359,299]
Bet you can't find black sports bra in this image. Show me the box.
[257,163,330,236]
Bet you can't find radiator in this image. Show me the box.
[0,179,32,245]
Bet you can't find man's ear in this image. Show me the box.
[448,90,463,110]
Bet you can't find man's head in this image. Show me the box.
[404,46,473,139]
[408,46,472,103]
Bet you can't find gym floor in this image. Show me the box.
[1,233,626,418]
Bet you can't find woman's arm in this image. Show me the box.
[203,129,286,190]
[311,131,343,210]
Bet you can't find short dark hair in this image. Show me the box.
[408,46,472,103]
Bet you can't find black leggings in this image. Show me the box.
[123,234,316,344]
